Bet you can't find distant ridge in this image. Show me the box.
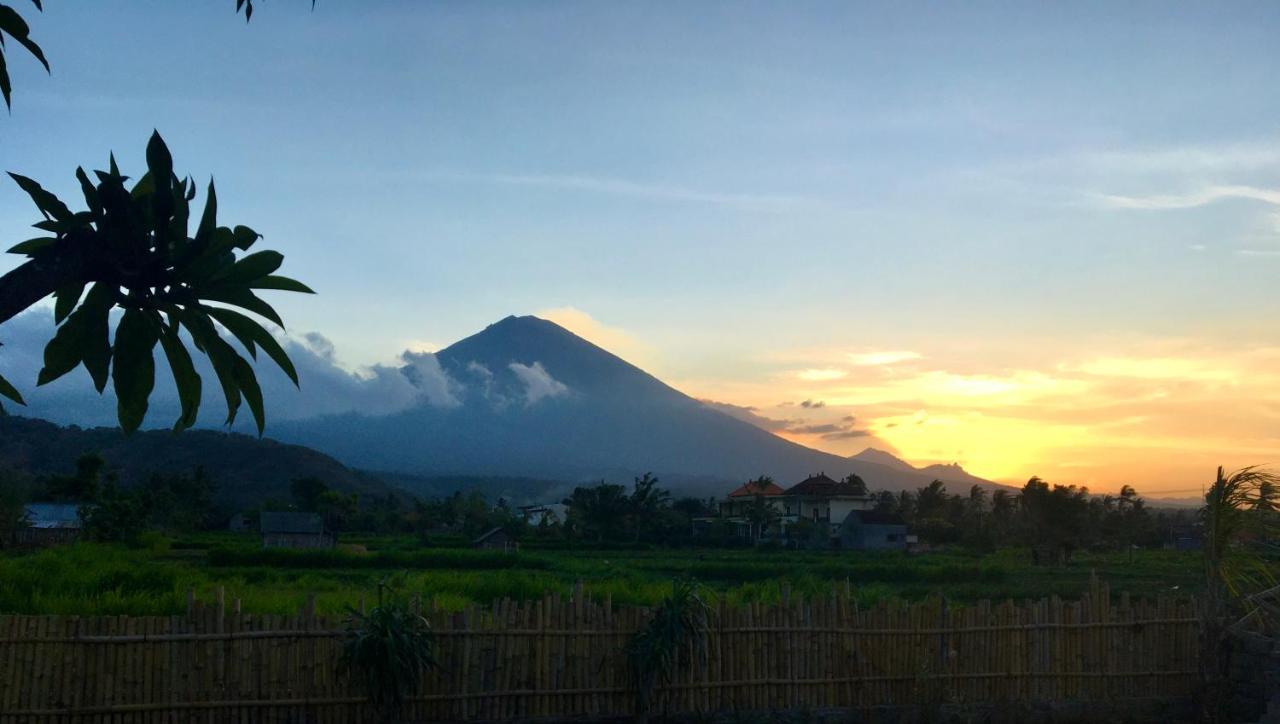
[0,415,400,511]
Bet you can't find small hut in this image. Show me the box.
[259,512,334,549]
[473,527,519,552]
[13,503,84,547]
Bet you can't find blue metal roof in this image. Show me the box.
[24,503,84,529]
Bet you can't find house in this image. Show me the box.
[836,510,909,550]
[717,479,787,538]
[473,527,520,552]
[259,512,334,549]
[12,503,84,547]
[779,473,875,527]
[710,473,881,545]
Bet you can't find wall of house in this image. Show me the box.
[12,528,80,547]
[262,533,334,549]
[840,523,907,551]
[829,498,874,522]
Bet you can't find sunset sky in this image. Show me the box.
[2,2,1278,494]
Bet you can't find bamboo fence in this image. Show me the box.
[0,580,1201,722]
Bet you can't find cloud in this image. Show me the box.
[700,400,795,432]
[796,368,847,381]
[488,173,807,211]
[508,362,569,404]
[400,352,463,408]
[0,310,574,430]
[1097,185,1280,211]
[847,350,923,366]
[799,399,826,409]
[789,423,845,435]
[535,307,652,366]
[822,429,871,440]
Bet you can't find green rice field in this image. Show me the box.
[0,533,1205,616]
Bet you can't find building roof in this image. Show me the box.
[259,512,326,535]
[473,527,515,544]
[23,503,83,529]
[783,473,868,498]
[727,480,786,497]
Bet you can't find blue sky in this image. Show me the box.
[3,2,1279,489]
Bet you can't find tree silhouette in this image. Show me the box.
[0,1,313,109]
[0,132,312,433]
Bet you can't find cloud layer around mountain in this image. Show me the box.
[0,310,569,430]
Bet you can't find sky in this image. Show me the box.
[2,1,1279,494]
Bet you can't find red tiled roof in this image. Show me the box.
[727,480,786,497]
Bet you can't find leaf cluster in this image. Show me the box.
[338,587,438,718]
[627,577,711,715]
[3,131,313,433]
[0,1,48,109]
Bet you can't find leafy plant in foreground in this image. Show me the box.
[627,577,711,721]
[0,131,313,432]
[338,581,438,720]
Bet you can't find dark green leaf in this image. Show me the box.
[250,275,316,294]
[75,167,102,218]
[7,172,71,221]
[158,325,202,431]
[0,370,24,406]
[0,45,11,109]
[207,306,300,386]
[6,236,54,255]
[231,352,265,435]
[214,250,283,284]
[0,5,49,73]
[178,308,242,425]
[231,225,260,250]
[78,288,112,393]
[202,288,284,327]
[112,309,159,434]
[37,313,87,386]
[194,179,217,247]
[52,281,84,324]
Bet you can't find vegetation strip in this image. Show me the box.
[0,615,1201,645]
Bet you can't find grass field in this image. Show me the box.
[0,533,1205,615]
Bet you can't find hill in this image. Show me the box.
[0,415,401,511]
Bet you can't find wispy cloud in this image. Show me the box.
[796,368,847,381]
[488,173,808,211]
[1097,185,1280,210]
[847,350,923,366]
[1072,141,1280,175]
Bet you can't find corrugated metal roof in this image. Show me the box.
[24,503,84,529]
[259,512,325,534]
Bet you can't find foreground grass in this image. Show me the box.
[0,534,1206,615]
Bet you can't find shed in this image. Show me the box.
[473,527,519,553]
[259,512,334,549]
[837,510,909,550]
[228,513,254,533]
[13,503,85,547]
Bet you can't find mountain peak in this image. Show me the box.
[849,447,915,471]
[436,315,673,399]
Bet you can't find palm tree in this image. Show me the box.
[1200,466,1280,722]
[623,473,672,542]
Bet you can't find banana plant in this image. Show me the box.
[0,131,313,433]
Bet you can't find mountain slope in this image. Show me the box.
[0,415,401,511]
[272,316,1008,495]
